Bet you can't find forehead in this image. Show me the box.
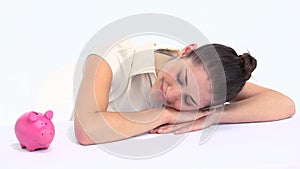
[179,58,212,107]
[183,59,211,106]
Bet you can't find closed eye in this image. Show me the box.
[184,95,192,106]
[184,94,199,109]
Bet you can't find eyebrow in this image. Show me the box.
[177,67,188,86]
[181,67,200,108]
[185,67,188,86]
[176,67,183,86]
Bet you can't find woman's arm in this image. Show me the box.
[74,55,202,145]
[74,55,166,145]
[221,82,295,123]
[149,82,295,134]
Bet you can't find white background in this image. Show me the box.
[0,0,299,124]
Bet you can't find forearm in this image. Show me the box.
[75,108,167,145]
[220,90,295,124]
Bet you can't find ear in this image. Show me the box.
[44,110,53,120]
[28,111,38,122]
[178,43,197,57]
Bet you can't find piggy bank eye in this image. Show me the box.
[41,122,44,125]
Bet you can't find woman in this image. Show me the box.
[74,42,295,145]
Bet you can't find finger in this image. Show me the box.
[149,125,167,134]
[174,112,222,134]
[148,123,171,134]
[174,118,205,135]
[148,128,159,134]
[148,129,154,134]
[157,122,193,134]
[173,111,202,124]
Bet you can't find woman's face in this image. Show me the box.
[150,57,211,111]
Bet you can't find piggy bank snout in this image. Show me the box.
[41,129,54,137]
[39,129,54,144]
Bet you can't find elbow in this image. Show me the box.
[277,91,296,119]
[285,97,296,118]
[269,90,296,120]
[74,116,95,146]
[75,129,94,146]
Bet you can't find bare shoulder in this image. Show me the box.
[84,54,112,77]
[77,54,113,112]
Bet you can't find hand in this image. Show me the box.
[150,107,223,134]
[163,107,210,124]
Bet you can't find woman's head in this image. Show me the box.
[150,43,257,111]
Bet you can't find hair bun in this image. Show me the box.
[239,53,257,80]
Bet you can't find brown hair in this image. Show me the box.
[185,44,257,107]
[154,48,179,57]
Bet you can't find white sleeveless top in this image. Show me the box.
[89,41,162,112]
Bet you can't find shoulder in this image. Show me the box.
[84,54,112,77]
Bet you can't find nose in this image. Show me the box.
[39,129,54,144]
[165,85,181,103]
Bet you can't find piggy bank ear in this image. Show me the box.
[44,110,53,120]
[28,112,38,122]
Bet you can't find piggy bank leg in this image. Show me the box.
[28,146,49,151]
[26,145,39,152]
[20,144,26,149]
[27,147,36,152]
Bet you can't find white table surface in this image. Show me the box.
[2,115,300,169]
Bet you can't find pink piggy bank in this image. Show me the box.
[14,110,55,151]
